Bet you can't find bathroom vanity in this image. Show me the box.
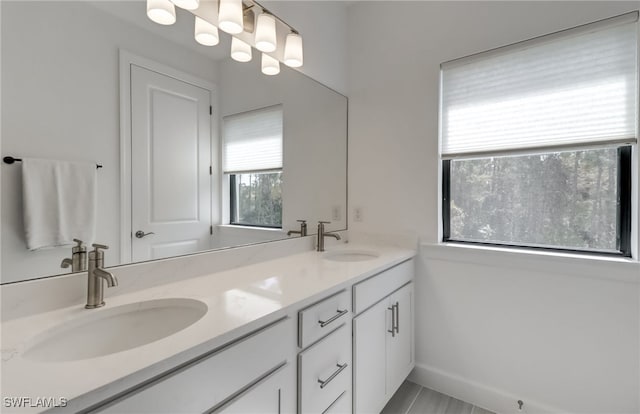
[1,244,414,413]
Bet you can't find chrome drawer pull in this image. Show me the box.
[394,302,399,334]
[318,309,348,328]
[387,305,396,337]
[318,363,348,389]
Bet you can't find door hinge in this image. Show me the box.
[210,225,213,235]
[209,105,212,115]
[209,165,212,175]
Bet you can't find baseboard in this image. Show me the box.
[408,363,566,414]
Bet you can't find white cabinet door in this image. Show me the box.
[386,283,414,396]
[217,363,294,414]
[353,300,387,414]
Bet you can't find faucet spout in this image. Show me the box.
[60,258,73,268]
[94,268,118,287]
[326,233,341,240]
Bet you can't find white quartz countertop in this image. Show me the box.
[1,243,415,413]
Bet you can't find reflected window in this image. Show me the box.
[223,105,283,228]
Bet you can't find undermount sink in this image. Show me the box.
[323,249,380,262]
[23,298,207,362]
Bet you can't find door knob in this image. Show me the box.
[135,230,155,239]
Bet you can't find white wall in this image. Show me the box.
[347,1,640,413]
[1,1,219,282]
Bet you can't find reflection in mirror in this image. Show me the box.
[1,1,347,284]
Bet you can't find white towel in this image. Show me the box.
[22,158,97,250]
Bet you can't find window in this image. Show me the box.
[440,12,637,256]
[223,105,283,228]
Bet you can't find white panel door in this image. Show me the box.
[130,65,211,262]
[386,283,414,396]
[353,300,387,414]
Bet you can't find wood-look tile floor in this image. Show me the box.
[380,380,496,414]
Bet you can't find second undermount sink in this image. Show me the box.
[323,249,380,262]
[23,298,207,363]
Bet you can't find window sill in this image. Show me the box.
[218,224,284,233]
[420,241,639,284]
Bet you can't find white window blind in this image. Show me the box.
[223,105,283,173]
[441,12,638,158]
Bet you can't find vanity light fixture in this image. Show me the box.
[231,37,252,62]
[171,0,199,11]
[284,32,303,67]
[255,12,277,52]
[195,16,219,46]
[146,0,304,73]
[218,0,244,34]
[147,0,176,25]
[261,53,280,75]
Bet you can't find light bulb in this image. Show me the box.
[218,0,244,34]
[284,33,303,67]
[171,0,199,10]
[195,16,219,46]
[231,37,252,62]
[147,0,176,25]
[261,53,280,75]
[255,13,277,53]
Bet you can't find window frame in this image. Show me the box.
[441,145,633,258]
[229,171,283,229]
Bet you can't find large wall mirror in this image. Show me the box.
[1,1,347,284]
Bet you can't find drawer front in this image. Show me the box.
[215,362,294,414]
[352,259,413,315]
[298,324,351,414]
[97,317,294,413]
[322,391,351,414]
[298,290,350,349]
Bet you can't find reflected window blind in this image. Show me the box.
[440,12,638,159]
[223,105,283,173]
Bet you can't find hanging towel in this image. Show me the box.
[22,158,97,250]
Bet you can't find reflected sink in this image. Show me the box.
[323,250,380,262]
[23,298,207,362]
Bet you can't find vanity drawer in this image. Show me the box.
[97,317,294,413]
[298,290,350,348]
[352,259,413,315]
[298,324,350,414]
[323,391,351,414]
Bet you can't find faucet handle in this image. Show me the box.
[318,221,331,224]
[72,238,86,253]
[90,244,109,262]
[297,219,307,223]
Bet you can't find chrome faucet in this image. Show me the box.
[317,221,341,252]
[85,244,118,309]
[60,238,87,272]
[287,220,308,237]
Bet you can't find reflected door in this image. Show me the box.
[130,65,212,262]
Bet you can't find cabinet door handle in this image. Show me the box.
[318,309,348,328]
[318,363,348,389]
[387,305,396,337]
[394,302,400,334]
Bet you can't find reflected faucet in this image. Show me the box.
[317,221,341,252]
[287,220,308,237]
[60,239,88,272]
[85,244,118,309]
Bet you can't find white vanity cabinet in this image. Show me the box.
[352,260,414,414]
[91,317,296,414]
